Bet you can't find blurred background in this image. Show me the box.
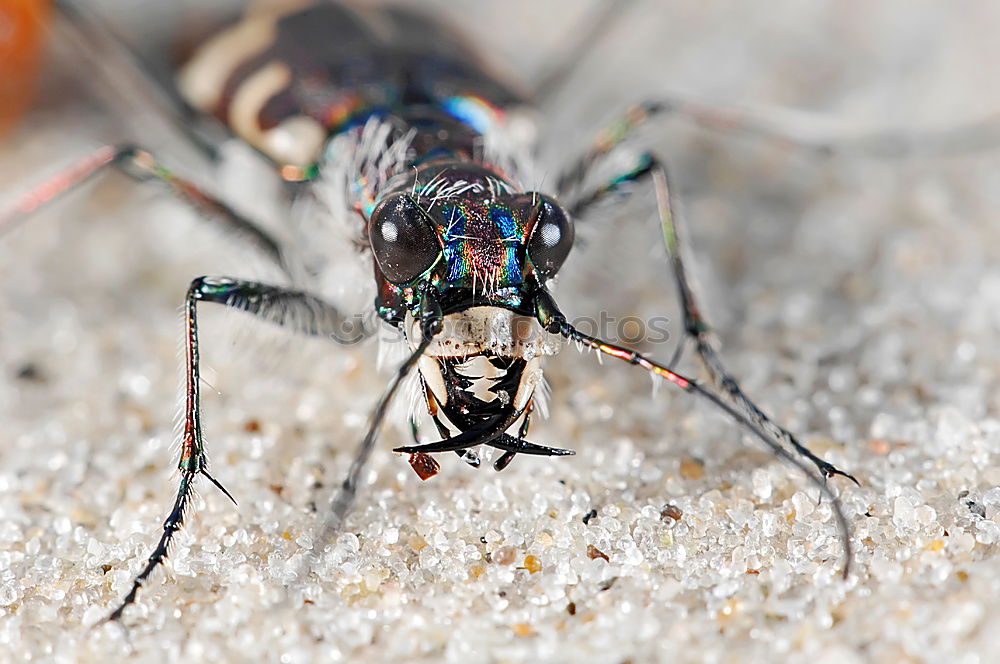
[2,1,1000,662]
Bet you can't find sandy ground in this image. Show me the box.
[3,1,1000,662]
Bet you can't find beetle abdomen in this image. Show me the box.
[178,1,521,172]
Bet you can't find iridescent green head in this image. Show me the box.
[369,162,573,322]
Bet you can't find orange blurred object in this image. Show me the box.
[0,0,52,135]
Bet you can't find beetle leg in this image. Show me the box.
[0,144,301,278]
[556,98,1000,201]
[107,275,375,622]
[533,281,852,578]
[569,151,858,486]
[321,286,442,539]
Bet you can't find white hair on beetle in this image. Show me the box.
[230,111,551,442]
[481,106,541,189]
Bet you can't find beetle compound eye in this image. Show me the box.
[524,194,574,280]
[369,194,441,284]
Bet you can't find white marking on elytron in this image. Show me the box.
[228,61,291,156]
[262,115,327,167]
[177,12,277,112]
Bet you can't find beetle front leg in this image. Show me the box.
[107,275,369,623]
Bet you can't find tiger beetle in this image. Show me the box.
[3,0,920,624]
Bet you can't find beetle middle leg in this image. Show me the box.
[1,144,300,278]
[566,147,857,485]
